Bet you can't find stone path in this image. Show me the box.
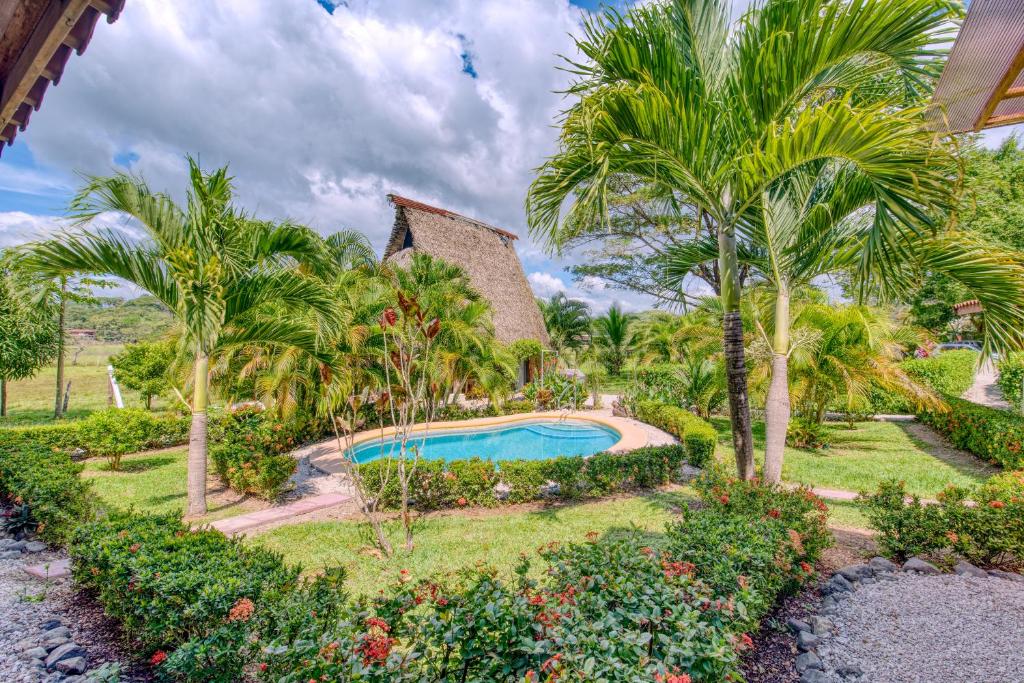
[962,357,1011,409]
[209,492,352,536]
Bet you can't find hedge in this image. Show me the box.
[633,400,717,467]
[358,444,693,510]
[0,443,94,543]
[918,396,1024,470]
[867,350,978,415]
[0,408,189,460]
[208,408,302,500]
[997,352,1024,408]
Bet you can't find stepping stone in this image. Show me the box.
[210,493,352,536]
[24,558,71,579]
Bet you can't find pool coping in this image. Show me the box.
[304,411,648,475]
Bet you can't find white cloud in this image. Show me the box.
[528,271,568,298]
[0,212,66,248]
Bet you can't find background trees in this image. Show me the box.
[538,293,591,356]
[592,303,633,377]
[110,340,176,409]
[0,256,60,417]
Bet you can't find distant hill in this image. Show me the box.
[66,296,175,342]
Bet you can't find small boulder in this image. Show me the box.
[24,647,48,660]
[902,557,940,574]
[679,464,703,482]
[837,564,872,582]
[795,651,822,673]
[43,626,71,641]
[809,615,834,636]
[24,541,47,553]
[954,561,988,579]
[30,658,45,669]
[39,619,62,630]
[987,569,1024,583]
[0,550,22,559]
[6,540,27,551]
[823,574,854,595]
[797,630,819,651]
[787,617,812,633]
[44,642,85,668]
[56,656,87,675]
[869,556,899,573]
[43,637,69,651]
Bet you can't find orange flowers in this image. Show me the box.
[767,509,781,519]
[129,543,141,554]
[989,500,1006,509]
[227,597,255,622]
[654,670,692,683]
[719,495,730,505]
[456,497,468,507]
[150,650,167,665]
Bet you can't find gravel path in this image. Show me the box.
[817,572,1024,682]
[0,547,147,682]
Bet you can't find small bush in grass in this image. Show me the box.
[0,444,93,543]
[785,416,831,450]
[918,396,1024,470]
[860,474,1024,567]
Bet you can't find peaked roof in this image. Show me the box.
[927,0,1024,132]
[0,0,125,156]
[383,194,550,347]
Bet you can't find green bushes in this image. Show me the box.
[918,396,1024,470]
[0,443,93,543]
[208,408,300,499]
[860,473,1024,567]
[997,352,1024,407]
[0,408,189,466]
[867,350,978,415]
[786,416,831,449]
[69,512,299,681]
[248,477,829,683]
[634,400,717,467]
[359,444,691,510]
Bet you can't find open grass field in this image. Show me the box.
[1,342,175,426]
[81,448,264,523]
[711,418,995,497]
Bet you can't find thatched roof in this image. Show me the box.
[383,194,550,347]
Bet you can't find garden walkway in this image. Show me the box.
[962,358,1011,409]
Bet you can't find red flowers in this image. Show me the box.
[129,543,141,554]
[381,308,397,327]
[457,497,468,507]
[654,671,692,683]
[357,617,395,665]
[228,597,255,622]
[739,633,754,650]
[767,508,781,519]
[150,650,167,666]
[989,500,1006,509]
[945,531,960,544]
[365,617,390,632]
[718,495,730,505]
[800,561,813,574]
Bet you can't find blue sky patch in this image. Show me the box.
[456,33,478,79]
[113,150,140,169]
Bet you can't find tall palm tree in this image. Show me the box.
[538,292,591,355]
[592,303,633,376]
[27,159,333,515]
[526,0,956,478]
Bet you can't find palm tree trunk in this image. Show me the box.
[764,289,790,483]
[718,226,755,480]
[53,280,66,419]
[187,351,209,517]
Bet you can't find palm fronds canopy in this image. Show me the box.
[383,194,550,346]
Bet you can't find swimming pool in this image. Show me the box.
[348,419,621,464]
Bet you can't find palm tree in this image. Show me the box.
[526,0,956,479]
[28,159,332,516]
[538,293,591,355]
[592,303,633,376]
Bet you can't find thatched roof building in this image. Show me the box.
[383,194,550,347]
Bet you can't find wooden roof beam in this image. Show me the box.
[975,41,1024,131]
[0,0,93,131]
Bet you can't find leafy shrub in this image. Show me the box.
[901,349,977,397]
[918,396,1024,470]
[860,475,1024,567]
[109,339,175,409]
[208,408,299,499]
[0,408,189,462]
[634,400,717,467]
[496,459,549,503]
[624,363,684,405]
[997,352,1024,408]
[786,416,831,449]
[69,512,299,681]
[0,443,93,543]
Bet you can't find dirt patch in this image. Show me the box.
[898,421,998,479]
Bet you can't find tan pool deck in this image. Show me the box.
[301,410,649,475]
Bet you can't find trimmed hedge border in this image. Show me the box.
[918,396,1024,470]
[0,443,93,543]
[633,400,717,466]
[0,408,189,458]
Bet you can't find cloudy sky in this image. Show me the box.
[1,0,1021,312]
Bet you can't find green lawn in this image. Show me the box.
[712,418,993,497]
[253,492,690,595]
[81,448,262,523]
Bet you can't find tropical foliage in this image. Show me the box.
[538,292,591,354]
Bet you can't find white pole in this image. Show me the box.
[107,364,124,409]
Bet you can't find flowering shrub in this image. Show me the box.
[208,407,300,499]
[860,475,1024,567]
[918,397,1024,470]
[358,444,692,510]
[69,512,299,681]
[633,401,717,467]
[0,443,93,543]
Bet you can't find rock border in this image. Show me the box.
[789,556,1024,683]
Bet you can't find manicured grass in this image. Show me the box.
[712,419,991,497]
[253,492,690,595]
[81,448,261,523]
[823,499,871,530]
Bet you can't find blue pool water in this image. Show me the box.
[348,420,621,464]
